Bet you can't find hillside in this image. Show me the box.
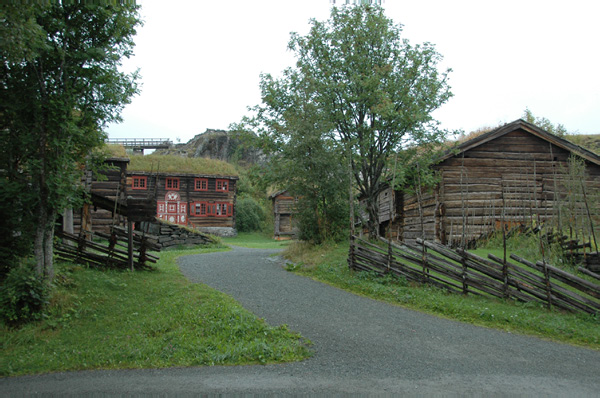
[567,134,600,155]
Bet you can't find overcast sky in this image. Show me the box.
[106,0,600,144]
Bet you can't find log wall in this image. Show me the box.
[272,192,298,237]
[74,158,129,234]
[386,130,600,246]
[126,172,238,231]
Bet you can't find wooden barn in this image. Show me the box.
[374,119,600,246]
[127,155,239,236]
[270,190,299,239]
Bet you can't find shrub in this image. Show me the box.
[0,259,49,325]
[236,197,266,232]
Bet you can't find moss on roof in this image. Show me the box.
[128,154,238,177]
[95,144,128,158]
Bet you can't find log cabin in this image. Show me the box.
[373,119,600,246]
[126,155,239,237]
[270,190,299,239]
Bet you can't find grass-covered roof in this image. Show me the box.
[96,144,128,158]
[127,154,238,177]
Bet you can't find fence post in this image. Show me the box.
[461,252,468,295]
[542,260,553,310]
[128,221,134,272]
[348,234,355,270]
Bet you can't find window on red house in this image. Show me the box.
[191,201,233,217]
[193,202,207,216]
[194,178,208,191]
[166,177,179,190]
[216,179,229,192]
[132,176,147,190]
[208,203,216,216]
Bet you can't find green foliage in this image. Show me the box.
[1,3,142,279]
[296,192,349,243]
[523,108,568,136]
[1,248,311,376]
[0,179,35,280]
[0,259,49,325]
[248,4,453,239]
[236,196,266,232]
[478,229,567,266]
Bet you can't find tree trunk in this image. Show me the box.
[43,215,55,281]
[34,208,46,277]
[34,204,56,281]
[63,208,74,234]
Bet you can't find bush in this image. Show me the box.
[0,259,49,325]
[236,197,266,232]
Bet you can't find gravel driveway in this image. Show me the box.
[3,246,600,396]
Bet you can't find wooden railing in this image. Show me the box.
[106,138,173,148]
[348,236,600,315]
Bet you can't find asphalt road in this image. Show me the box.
[2,246,599,396]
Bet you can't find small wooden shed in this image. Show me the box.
[377,119,600,246]
[270,190,299,239]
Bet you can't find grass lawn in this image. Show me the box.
[223,232,293,249]
[283,240,600,350]
[0,244,311,376]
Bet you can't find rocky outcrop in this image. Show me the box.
[156,129,265,166]
[140,221,217,249]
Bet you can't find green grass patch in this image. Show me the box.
[283,241,600,349]
[223,232,293,249]
[1,245,311,376]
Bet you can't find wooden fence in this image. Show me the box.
[55,227,161,271]
[348,236,600,315]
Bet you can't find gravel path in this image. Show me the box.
[3,246,600,396]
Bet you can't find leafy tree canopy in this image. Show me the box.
[0,3,141,280]
[251,5,453,238]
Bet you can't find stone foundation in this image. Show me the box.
[138,221,218,249]
[195,227,237,238]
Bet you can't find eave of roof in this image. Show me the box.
[439,119,600,166]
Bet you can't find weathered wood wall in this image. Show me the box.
[126,172,238,229]
[272,192,298,237]
[386,129,600,246]
[74,158,129,234]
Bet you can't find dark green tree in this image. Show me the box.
[242,67,349,243]
[255,5,452,239]
[1,3,141,280]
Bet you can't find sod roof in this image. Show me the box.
[127,154,238,177]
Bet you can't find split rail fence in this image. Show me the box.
[55,227,161,271]
[348,236,600,315]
